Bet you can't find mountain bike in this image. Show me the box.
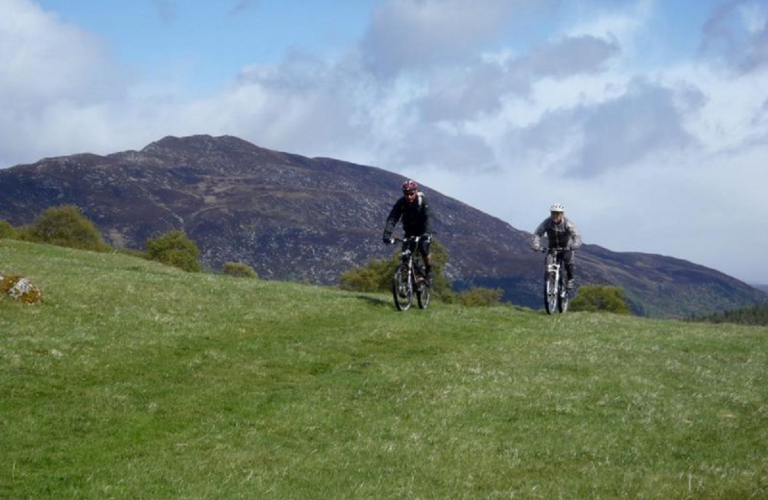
[391,236,431,311]
[541,247,571,314]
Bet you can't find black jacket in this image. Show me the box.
[383,192,431,238]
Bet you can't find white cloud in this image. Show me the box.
[566,79,699,178]
[2,0,768,282]
[0,0,132,163]
[701,0,768,72]
[0,0,124,106]
[360,0,558,75]
[565,0,654,45]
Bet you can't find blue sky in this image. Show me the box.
[34,0,378,95]
[2,0,768,283]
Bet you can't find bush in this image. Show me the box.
[339,237,453,300]
[19,205,110,252]
[456,287,504,307]
[146,230,201,272]
[222,261,258,279]
[0,220,16,239]
[340,257,393,292]
[426,239,453,301]
[570,285,632,315]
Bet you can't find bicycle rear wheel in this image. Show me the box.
[392,264,413,311]
[544,274,558,315]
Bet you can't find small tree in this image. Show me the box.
[146,230,201,272]
[20,205,109,252]
[570,285,632,315]
[340,237,453,300]
[426,238,453,301]
[0,220,16,239]
[223,261,258,279]
[340,257,392,292]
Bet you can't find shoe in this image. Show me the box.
[426,270,434,286]
[566,279,575,290]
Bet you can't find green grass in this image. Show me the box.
[1,239,767,499]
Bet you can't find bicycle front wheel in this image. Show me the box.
[558,283,570,313]
[416,277,431,309]
[392,264,413,311]
[544,274,558,315]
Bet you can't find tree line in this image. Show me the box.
[688,302,768,326]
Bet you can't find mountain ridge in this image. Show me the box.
[0,134,764,317]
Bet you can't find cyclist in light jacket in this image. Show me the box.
[531,203,582,289]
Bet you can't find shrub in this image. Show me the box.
[0,220,16,239]
[339,237,453,300]
[340,257,393,292]
[570,285,632,315]
[456,287,504,307]
[223,261,258,279]
[145,230,201,272]
[426,239,453,301]
[19,205,110,252]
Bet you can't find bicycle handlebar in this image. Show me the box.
[392,233,435,244]
[540,246,570,253]
[392,236,420,244]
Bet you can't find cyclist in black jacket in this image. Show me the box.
[383,179,433,283]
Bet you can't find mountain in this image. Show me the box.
[0,134,764,317]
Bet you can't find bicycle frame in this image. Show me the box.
[542,247,570,314]
[392,236,430,311]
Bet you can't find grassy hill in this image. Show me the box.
[1,240,767,499]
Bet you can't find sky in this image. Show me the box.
[2,0,768,284]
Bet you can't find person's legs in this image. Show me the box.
[562,250,575,288]
[419,237,433,282]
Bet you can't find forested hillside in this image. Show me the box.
[692,300,768,326]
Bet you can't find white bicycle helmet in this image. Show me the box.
[550,202,565,213]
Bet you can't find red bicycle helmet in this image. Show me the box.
[402,179,418,193]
